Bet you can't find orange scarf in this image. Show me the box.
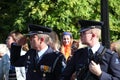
[61,44,71,60]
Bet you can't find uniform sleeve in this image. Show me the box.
[53,54,66,80]
[10,43,26,66]
[60,55,76,80]
[99,53,120,80]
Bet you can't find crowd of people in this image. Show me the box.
[0,19,120,80]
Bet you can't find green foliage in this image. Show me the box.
[0,0,120,43]
[109,0,120,41]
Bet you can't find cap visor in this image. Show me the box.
[25,32,38,36]
[80,28,91,32]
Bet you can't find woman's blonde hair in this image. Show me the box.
[9,31,29,51]
[48,31,61,51]
[37,33,50,44]
[110,40,120,57]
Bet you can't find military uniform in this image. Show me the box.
[60,45,120,80]
[11,44,66,80]
[10,24,66,80]
[60,20,120,80]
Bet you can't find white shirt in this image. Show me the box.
[7,49,26,80]
[38,46,48,58]
[90,42,100,54]
[15,49,26,80]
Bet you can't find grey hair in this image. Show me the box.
[37,34,50,44]
[0,44,9,54]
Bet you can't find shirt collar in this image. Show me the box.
[90,43,100,54]
[38,46,48,57]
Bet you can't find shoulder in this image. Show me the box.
[103,48,119,61]
[54,51,64,56]
[74,47,88,56]
[69,47,88,60]
[43,51,66,63]
[27,49,36,54]
[45,51,64,58]
[98,45,114,56]
[25,49,36,57]
[2,54,9,59]
[105,48,115,55]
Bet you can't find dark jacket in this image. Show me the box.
[60,45,120,80]
[10,43,66,80]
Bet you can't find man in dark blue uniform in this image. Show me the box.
[60,20,120,80]
[10,24,66,80]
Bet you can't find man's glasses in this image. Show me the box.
[80,32,92,36]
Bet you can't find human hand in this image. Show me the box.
[17,36,28,46]
[89,60,102,77]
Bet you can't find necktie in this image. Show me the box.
[88,49,93,63]
[36,53,39,63]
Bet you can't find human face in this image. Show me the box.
[6,36,15,49]
[62,35,71,46]
[30,35,40,50]
[80,30,92,45]
[110,43,116,51]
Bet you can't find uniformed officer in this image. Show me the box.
[10,24,66,80]
[60,20,120,80]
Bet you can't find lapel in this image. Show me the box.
[37,46,54,64]
[95,45,105,55]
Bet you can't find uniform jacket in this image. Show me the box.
[60,45,120,80]
[10,43,66,80]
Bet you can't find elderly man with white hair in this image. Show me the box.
[0,44,10,80]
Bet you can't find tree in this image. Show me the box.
[0,0,120,43]
[109,0,120,41]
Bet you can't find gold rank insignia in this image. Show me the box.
[40,65,51,73]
